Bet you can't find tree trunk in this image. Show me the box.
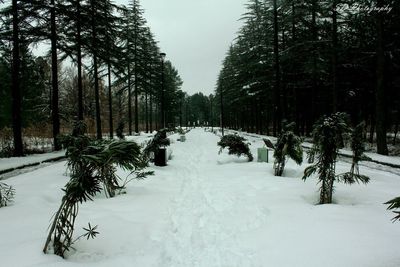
[134,60,139,133]
[145,91,149,133]
[91,0,102,140]
[149,94,153,132]
[310,0,317,135]
[220,87,224,136]
[375,0,388,155]
[128,64,132,135]
[11,0,23,157]
[50,0,60,150]
[273,0,281,136]
[107,62,113,139]
[77,0,83,121]
[332,0,338,113]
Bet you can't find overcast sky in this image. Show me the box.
[116,0,247,96]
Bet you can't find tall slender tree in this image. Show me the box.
[375,0,388,155]
[50,0,61,150]
[11,0,23,156]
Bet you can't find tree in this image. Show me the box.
[11,0,23,156]
[50,0,61,150]
[375,0,388,155]
[272,0,282,136]
[264,121,303,176]
[303,113,369,204]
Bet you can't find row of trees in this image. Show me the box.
[0,0,184,156]
[215,0,400,155]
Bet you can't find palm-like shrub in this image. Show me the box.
[302,113,369,204]
[43,121,151,258]
[336,122,370,184]
[265,122,303,176]
[218,134,253,162]
[0,182,15,207]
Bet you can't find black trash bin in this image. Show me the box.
[154,147,167,166]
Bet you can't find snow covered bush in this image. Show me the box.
[264,122,303,176]
[176,127,185,135]
[303,113,370,204]
[43,121,151,258]
[218,134,253,162]
[143,129,170,161]
[0,182,15,207]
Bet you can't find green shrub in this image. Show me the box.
[218,134,253,162]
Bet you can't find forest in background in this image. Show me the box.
[214,0,400,156]
[0,0,198,157]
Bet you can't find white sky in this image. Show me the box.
[116,0,247,96]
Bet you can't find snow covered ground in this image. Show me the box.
[1,129,400,267]
[0,150,65,173]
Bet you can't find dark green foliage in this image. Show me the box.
[272,122,303,176]
[81,223,99,240]
[218,134,253,162]
[44,121,150,258]
[303,113,369,204]
[385,197,400,222]
[0,182,15,207]
[143,129,170,160]
[213,0,400,149]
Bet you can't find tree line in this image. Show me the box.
[0,0,184,156]
[215,0,400,155]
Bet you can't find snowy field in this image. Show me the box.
[1,128,400,267]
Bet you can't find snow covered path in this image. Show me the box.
[1,129,400,267]
[157,130,266,266]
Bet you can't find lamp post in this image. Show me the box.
[160,52,166,129]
